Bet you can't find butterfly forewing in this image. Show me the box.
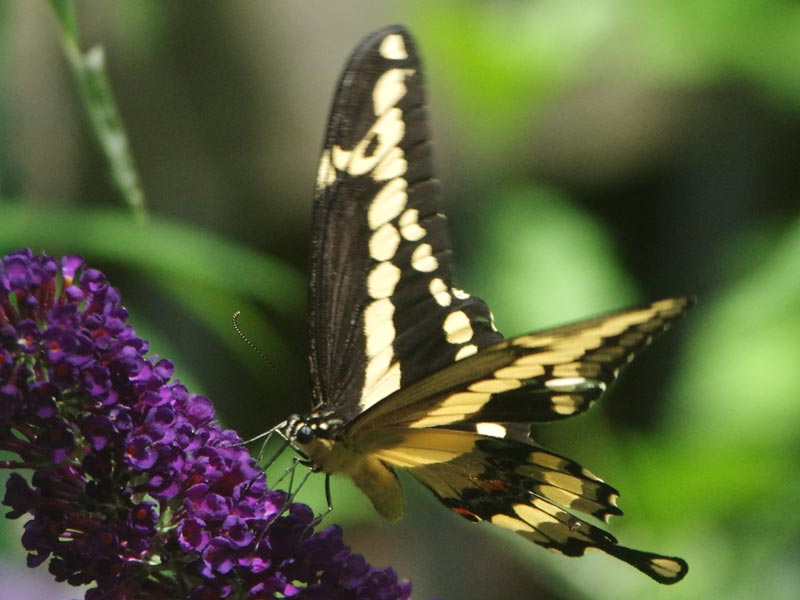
[308,26,503,422]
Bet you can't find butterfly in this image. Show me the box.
[276,25,689,584]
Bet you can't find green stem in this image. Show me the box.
[48,0,148,222]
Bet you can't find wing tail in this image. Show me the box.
[602,544,689,584]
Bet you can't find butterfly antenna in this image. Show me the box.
[274,456,313,496]
[230,311,325,523]
[232,312,294,459]
[232,310,275,367]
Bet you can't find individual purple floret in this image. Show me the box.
[0,249,412,600]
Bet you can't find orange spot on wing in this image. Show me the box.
[476,478,507,492]
[451,507,480,521]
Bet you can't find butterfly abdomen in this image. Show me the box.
[320,442,405,521]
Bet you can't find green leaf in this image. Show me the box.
[0,204,304,316]
[466,184,638,334]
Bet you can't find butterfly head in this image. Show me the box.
[280,411,346,471]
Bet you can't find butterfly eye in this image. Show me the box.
[295,425,315,445]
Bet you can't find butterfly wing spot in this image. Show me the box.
[373,146,408,181]
[361,287,402,408]
[330,145,350,173]
[443,310,473,344]
[602,546,689,584]
[551,362,602,379]
[490,513,549,544]
[364,298,395,358]
[529,451,565,470]
[365,342,394,383]
[528,348,589,364]
[368,223,401,261]
[474,422,508,438]
[475,477,509,493]
[452,287,470,300]
[533,469,599,497]
[411,243,439,272]
[332,107,405,177]
[399,208,427,241]
[428,277,452,307]
[373,68,414,115]
[364,298,395,352]
[535,484,600,516]
[372,70,408,115]
[379,33,409,60]
[315,149,336,191]
[361,359,402,411]
[596,311,651,336]
[551,394,583,415]
[368,178,408,230]
[454,343,478,361]
[493,363,546,380]
[364,317,395,359]
[407,391,491,428]
[515,502,563,529]
[374,431,480,467]
[368,105,406,157]
[544,377,590,390]
[468,378,523,394]
[451,506,481,521]
[366,261,401,300]
[649,557,688,581]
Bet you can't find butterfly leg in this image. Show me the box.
[289,460,314,497]
[304,473,335,533]
[260,434,293,470]
[271,454,304,492]
[252,457,306,548]
[324,473,333,513]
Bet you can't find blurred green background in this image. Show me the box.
[1,1,799,599]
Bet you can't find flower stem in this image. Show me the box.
[48,0,148,222]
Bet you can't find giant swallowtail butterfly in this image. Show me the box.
[278,25,689,584]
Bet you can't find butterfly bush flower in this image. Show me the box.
[0,249,412,600]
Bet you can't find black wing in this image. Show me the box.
[308,26,502,422]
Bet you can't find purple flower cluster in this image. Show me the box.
[0,249,412,600]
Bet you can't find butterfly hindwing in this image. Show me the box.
[356,427,622,522]
[308,26,502,423]
[348,426,687,584]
